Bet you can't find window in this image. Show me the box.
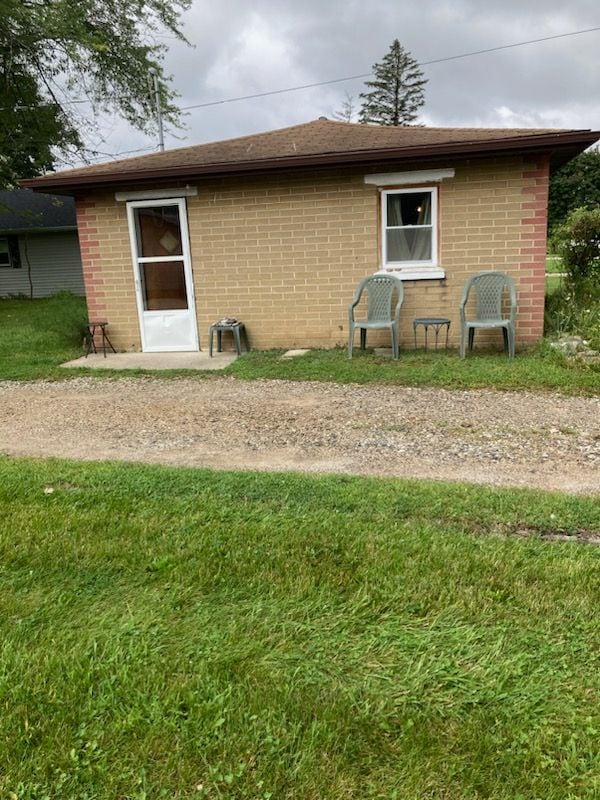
[381,187,442,279]
[0,236,21,269]
[0,238,10,267]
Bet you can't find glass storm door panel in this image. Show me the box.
[127,199,198,352]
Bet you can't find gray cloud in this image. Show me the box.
[85,0,600,163]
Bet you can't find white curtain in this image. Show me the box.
[387,193,431,262]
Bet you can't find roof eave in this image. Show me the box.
[19,130,599,192]
[0,225,78,234]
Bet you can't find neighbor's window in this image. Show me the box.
[382,187,438,269]
[0,236,20,268]
[0,238,11,268]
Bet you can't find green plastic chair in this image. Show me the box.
[459,271,517,358]
[348,274,404,359]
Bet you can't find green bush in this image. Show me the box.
[550,206,600,287]
[547,147,600,231]
[545,278,600,349]
[546,208,600,348]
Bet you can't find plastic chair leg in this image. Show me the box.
[391,326,399,360]
[508,326,515,358]
[233,326,242,355]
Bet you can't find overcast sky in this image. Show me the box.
[82,0,600,164]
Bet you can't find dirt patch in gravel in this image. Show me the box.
[0,377,598,495]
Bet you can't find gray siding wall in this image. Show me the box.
[0,231,84,298]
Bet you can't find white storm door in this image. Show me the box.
[127,198,198,352]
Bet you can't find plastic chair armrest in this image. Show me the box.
[393,297,403,323]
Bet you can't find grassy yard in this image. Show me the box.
[227,346,599,394]
[546,255,564,274]
[545,273,564,296]
[0,456,599,799]
[0,293,88,380]
[0,294,598,393]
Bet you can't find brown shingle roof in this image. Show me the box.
[21,118,599,191]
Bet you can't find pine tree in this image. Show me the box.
[359,40,427,126]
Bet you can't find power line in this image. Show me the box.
[88,145,157,159]
[179,26,600,111]
[1,141,157,160]
[422,26,600,65]
[2,25,599,117]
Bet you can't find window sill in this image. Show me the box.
[376,267,446,281]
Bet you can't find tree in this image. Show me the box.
[548,148,600,232]
[358,40,427,126]
[332,92,358,123]
[0,64,78,184]
[546,207,600,347]
[550,206,600,287]
[0,0,190,187]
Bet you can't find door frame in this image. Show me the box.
[126,197,199,352]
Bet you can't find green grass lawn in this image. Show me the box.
[227,346,600,394]
[0,456,599,799]
[546,255,564,274]
[545,273,563,296]
[0,293,88,380]
[1,294,598,393]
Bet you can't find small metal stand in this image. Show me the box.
[85,321,116,358]
[208,321,250,356]
[413,317,451,350]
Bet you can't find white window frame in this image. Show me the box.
[380,186,444,280]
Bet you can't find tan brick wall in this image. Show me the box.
[75,155,549,352]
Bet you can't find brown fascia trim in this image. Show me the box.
[20,130,599,191]
[0,225,78,234]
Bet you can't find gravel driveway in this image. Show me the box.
[1,377,599,494]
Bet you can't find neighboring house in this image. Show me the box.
[0,189,84,299]
[21,119,598,352]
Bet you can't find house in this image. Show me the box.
[20,119,599,352]
[0,190,84,298]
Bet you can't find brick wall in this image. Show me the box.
[519,161,550,342]
[75,198,106,320]
[75,194,141,350]
[75,155,550,352]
